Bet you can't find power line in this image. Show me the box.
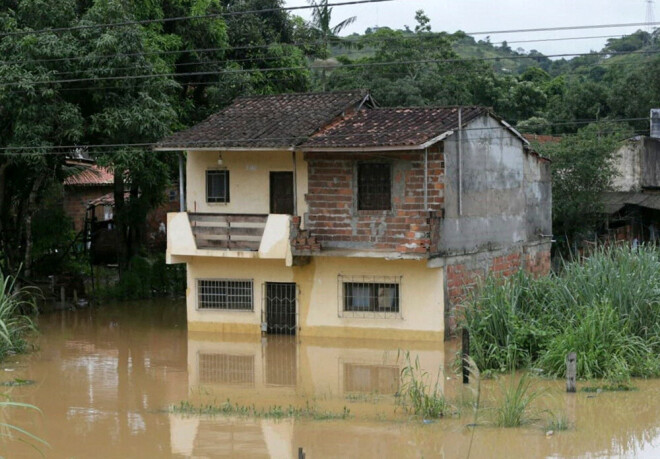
[0,0,394,38]
[0,117,647,154]
[466,21,660,36]
[3,48,660,88]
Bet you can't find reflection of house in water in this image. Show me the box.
[175,334,445,457]
[186,333,443,397]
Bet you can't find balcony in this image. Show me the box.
[166,212,292,263]
[189,213,268,251]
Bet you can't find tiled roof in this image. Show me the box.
[300,106,488,149]
[523,134,562,144]
[64,164,113,186]
[156,90,370,150]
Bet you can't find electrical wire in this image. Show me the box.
[0,0,395,38]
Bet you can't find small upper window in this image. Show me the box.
[358,163,391,210]
[206,170,229,203]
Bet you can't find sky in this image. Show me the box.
[284,0,655,56]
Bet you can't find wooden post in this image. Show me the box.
[566,352,577,393]
[298,447,305,459]
[73,289,78,306]
[462,328,470,384]
[60,286,65,306]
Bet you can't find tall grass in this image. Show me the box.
[0,272,38,361]
[397,351,452,419]
[492,372,544,427]
[460,245,660,379]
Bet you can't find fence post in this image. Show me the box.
[60,286,66,307]
[298,447,305,459]
[462,328,470,384]
[566,352,577,393]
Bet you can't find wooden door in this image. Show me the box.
[270,172,294,215]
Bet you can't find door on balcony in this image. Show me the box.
[270,172,294,215]
[265,282,297,335]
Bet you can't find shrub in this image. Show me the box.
[0,273,38,361]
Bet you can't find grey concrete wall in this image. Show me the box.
[436,114,551,255]
[612,139,643,192]
[641,138,660,188]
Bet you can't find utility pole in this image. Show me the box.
[647,0,656,34]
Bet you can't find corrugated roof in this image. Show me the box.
[64,164,113,187]
[602,191,660,214]
[155,90,370,150]
[300,106,488,150]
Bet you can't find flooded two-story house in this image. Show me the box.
[156,90,552,340]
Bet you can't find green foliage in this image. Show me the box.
[397,350,452,419]
[170,399,351,420]
[0,272,38,361]
[102,254,185,300]
[460,245,660,379]
[492,372,543,427]
[537,122,633,240]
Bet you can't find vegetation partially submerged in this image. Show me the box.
[397,351,453,419]
[170,399,351,420]
[0,272,38,362]
[460,245,660,380]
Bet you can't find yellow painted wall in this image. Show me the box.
[186,150,308,220]
[185,256,444,340]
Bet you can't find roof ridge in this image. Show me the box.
[372,105,488,111]
[235,89,369,100]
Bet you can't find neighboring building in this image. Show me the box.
[63,159,114,233]
[602,113,660,243]
[157,90,552,340]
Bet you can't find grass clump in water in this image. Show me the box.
[397,351,452,419]
[0,272,38,361]
[545,412,571,432]
[491,372,543,427]
[459,245,660,380]
[170,399,351,420]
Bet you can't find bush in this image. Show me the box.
[102,255,186,301]
[460,245,660,379]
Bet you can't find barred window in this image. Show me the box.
[206,169,229,203]
[358,163,391,210]
[197,279,253,310]
[339,276,401,318]
[198,353,255,385]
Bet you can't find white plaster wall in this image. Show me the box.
[612,140,643,192]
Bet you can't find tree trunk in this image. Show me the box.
[23,174,46,279]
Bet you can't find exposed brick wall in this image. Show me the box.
[444,242,552,334]
[63,186,113,233]
[304,146,444,254]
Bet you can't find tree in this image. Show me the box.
[537,122,633,243]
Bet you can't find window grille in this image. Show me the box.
[197,279,253,310]
[206,169,230,203]
[198,353,255,385]
[338,275,402,318]
[358,163,391,210]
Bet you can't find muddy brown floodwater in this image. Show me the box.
[0,300,659,458]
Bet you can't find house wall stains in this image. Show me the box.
[613,137,660,191]
[304,145,444,254]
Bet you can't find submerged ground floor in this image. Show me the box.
[180,256,445,341]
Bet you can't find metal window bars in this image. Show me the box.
[197,279,253,310]
[337,275,403,319]
[206,169,229,203]
[261,282,299,335]
[358,163,391,211]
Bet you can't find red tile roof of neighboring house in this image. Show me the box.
[64,163,113,187]
[300,106,488,150]
[523,134,562,144]
[155,90,371,150]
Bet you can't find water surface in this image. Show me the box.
[1,301,659,458]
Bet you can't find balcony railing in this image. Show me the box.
[189,213,268,251]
